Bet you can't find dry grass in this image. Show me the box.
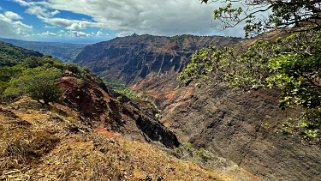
[0,97,229,181]
[25,134,227,181]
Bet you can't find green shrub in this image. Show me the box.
[63,63,81,74]
[4,67,63,104]
[22,57,44,68]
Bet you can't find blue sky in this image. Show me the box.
[0,0,245,43]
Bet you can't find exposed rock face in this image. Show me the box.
[162,84,321,180]
[75,34,241,84]
[75,32,321,180]
[0,97,225,181]
[58,74,179,148]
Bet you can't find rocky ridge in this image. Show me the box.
[75,32,321,180]
[75,34,241,84]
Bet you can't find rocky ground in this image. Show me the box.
[0,97,226,180]
[0,72,260,181]
[121,30,321,181]
[161,83,321,181]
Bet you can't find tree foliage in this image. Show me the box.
[0,41,42,66]
[201,0,321,37]
[0,41,96,106]
[191,0,321,139]
[179,28,321,139]
[4,67,63,104]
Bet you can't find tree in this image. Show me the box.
[27,79,62,105]
[4,67,63,105]
[201,0,321,37]
[179,1,321,139]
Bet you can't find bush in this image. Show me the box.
[64,63,81,74]
[4,67,63,104]
[22,57,44,68]
[28,81,62,105]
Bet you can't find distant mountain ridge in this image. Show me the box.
[75,34,241,84]
[0,38,86,62]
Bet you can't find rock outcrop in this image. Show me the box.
[58,73,179,148]
[162,84,321,180]
[74,32,321,180]
[75,34,241,84]
[0,97,225,181]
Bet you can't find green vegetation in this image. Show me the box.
[172,142,214,163]
[0,58,64,105]
[202,0,321,37]
[180,1,321,140]
[100,77,140,100]
[100,76,162,119]
[0,41,42,66]
[5,67,63,105]
[179,28,321,139]
[0,42,91,105]
[102,78,159,109]
[0,39,85,62]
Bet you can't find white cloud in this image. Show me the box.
[34,30,98,38]
[13,0,101,31]
[12,0,30,7]
[12,0,245,37]
[38,17,103,30]
[26,6,48,17]
[73,31,90,37]
[0,11,32,39]
[25,5,60,18]
[95,31,104,37]
[43,0,223,36]
[4,11,22,20]
[37,30,57,36]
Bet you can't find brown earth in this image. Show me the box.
[0,97,229,181]
[162,84,321,181]
[131,75,321,180]
[57,73,179,148]
[73,31,321,180]
[127,30,321,181]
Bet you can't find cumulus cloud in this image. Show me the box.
[39,17,103,30]
[13,0,103,31]
[4,11,22,20]
[44,0,226,36]
[95,31,104,37]
[26,5,59,18]
[0,11,32,38]
[12,0,245,37]
[70,31,88,37]
[35,30,57,37]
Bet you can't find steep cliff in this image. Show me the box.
[75,34,241,84]
[75,32,321,180]
[58,72,179,148]
[1,42,231,181]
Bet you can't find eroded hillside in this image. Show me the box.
[0,42,231,180]
[0,97,226,181]
[73,32,321,180]
[75,34,240,84]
